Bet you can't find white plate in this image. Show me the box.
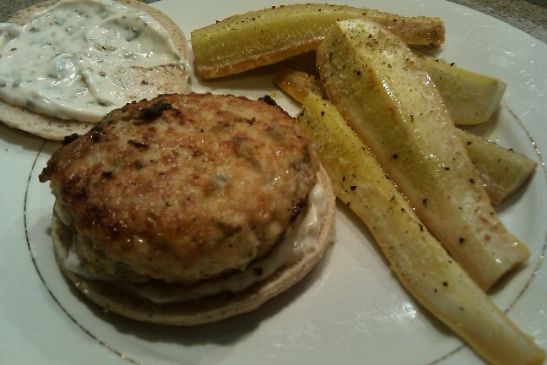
[1,0,546,364]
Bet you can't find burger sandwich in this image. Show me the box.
[39,93,335,325]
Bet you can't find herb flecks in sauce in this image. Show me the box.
[0,0,183,122]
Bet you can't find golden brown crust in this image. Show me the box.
[41,93,319,284]
[0,0,190,140]
[51,166,335,326]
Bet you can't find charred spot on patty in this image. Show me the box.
[101,171,114,179]
[258,94,277,106]
[290,200,307,222]
[73,187,88,200]
[39,160,56,182]
[127,139,148,149]
[90,125,104,143]
[62,133,80,145]
[138,101,173,121]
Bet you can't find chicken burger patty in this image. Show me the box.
[40,93,319,286]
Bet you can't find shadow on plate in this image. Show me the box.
[0,122,50,153]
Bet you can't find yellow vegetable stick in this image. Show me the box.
[274,68,536,205]
[191,4,445,79]
[275,54,507,127]
[298,92,545,365]
[420,55,506,125]
[274,68,324,103]
[316,19,529,290]
[455,129,536,205]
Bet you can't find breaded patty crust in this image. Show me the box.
[40,93,318,285]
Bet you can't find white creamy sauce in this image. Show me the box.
[64,181,328,303]
[0,0,184,122]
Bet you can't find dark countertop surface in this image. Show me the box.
[1,0,546,43]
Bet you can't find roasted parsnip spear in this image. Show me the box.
[274,68,536,205]
[298,91,545,365]
[191,4,445,79]
[316,20,529,290]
